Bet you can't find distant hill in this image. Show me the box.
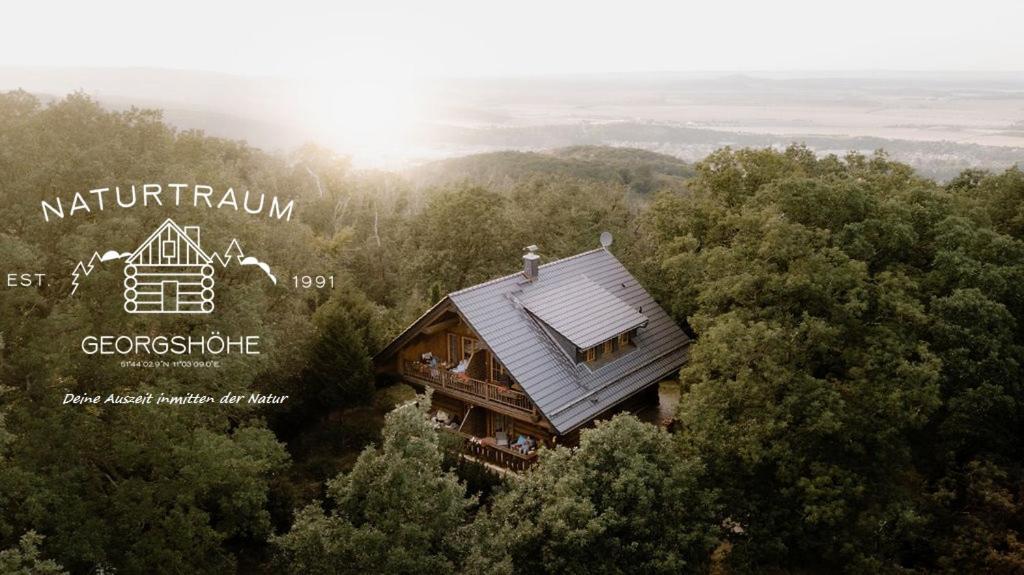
[407,146,694,194]
[5,68,1021,178]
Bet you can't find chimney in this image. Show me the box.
[184,226,201,246]
[522,245,540,281]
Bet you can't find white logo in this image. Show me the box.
[124,219,215,314]
[71,218,277,315]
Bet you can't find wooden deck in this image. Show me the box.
[402,360,536,418]
[440,427,538,472]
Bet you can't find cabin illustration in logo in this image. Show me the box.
[123,219,215,314]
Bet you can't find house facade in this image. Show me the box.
[123,219,215,314]
[374,244,690,471]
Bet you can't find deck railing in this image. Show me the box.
[402,360,534,415]
[441,427,538,472]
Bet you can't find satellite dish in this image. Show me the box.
[599,231,614,248]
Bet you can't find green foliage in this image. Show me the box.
[273,396,473,574]
[464,415,718,575]
[0,531,67,575]
[441,450,505,503]
[3,88,1023,574]
[928,459,1024,573]
[303,287,380,407]
[0,91,344,573]
[409,186,521,293]
[649,145,1024,571]
[949,165,1024,239]
[3,412,289,573]
[409,146,692,196]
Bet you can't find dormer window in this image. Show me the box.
[577,328,637,366]
[519,274,648,368]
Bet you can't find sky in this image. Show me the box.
[4,0,1023,78]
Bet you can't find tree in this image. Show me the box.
[464,414,718,575]
[0,532,67,575]
[0,91,308,573]
[273,395,472,574]
[650,146,1024,571]
[301,290,377,409]
[410,186,523,293]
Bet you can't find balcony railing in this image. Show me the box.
[441,427,538,472]
[402,360,535,415]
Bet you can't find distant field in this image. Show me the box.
[420,73,1024,180]
[3,68,1021,179]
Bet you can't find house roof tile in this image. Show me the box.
[445,248,689,433]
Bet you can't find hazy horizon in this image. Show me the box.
[1,65,1021,178]
[4,1,1023,175]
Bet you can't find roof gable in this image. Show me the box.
[128,218,211,264]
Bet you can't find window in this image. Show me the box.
[162,239,177,261]
[491,355,507,383]
[581,334,633,364]
[447,333,459,364]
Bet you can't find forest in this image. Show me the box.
[0,91,1022,574]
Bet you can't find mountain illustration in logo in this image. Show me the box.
[70,218,277,315]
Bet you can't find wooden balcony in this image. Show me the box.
[402,360,535,417]
[441,427,538,472]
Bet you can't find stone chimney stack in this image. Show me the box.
[523,245,540,281]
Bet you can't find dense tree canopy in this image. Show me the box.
[464,414,718,575]
[1,91,1022,574]
[0,531,67,575]
[647,146,1024,572]
[273,396,472,574]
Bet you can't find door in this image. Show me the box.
[162,280,178,312]
[487,411,513,440]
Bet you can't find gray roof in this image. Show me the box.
[441,248,690,433]
[520,274,649,349]
[376,248,690,433]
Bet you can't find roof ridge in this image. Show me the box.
[448,247,609,297]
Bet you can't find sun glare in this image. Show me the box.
[299,73,422,168]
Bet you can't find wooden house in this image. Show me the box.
[375,244,690,471]
[123,218,215,314]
